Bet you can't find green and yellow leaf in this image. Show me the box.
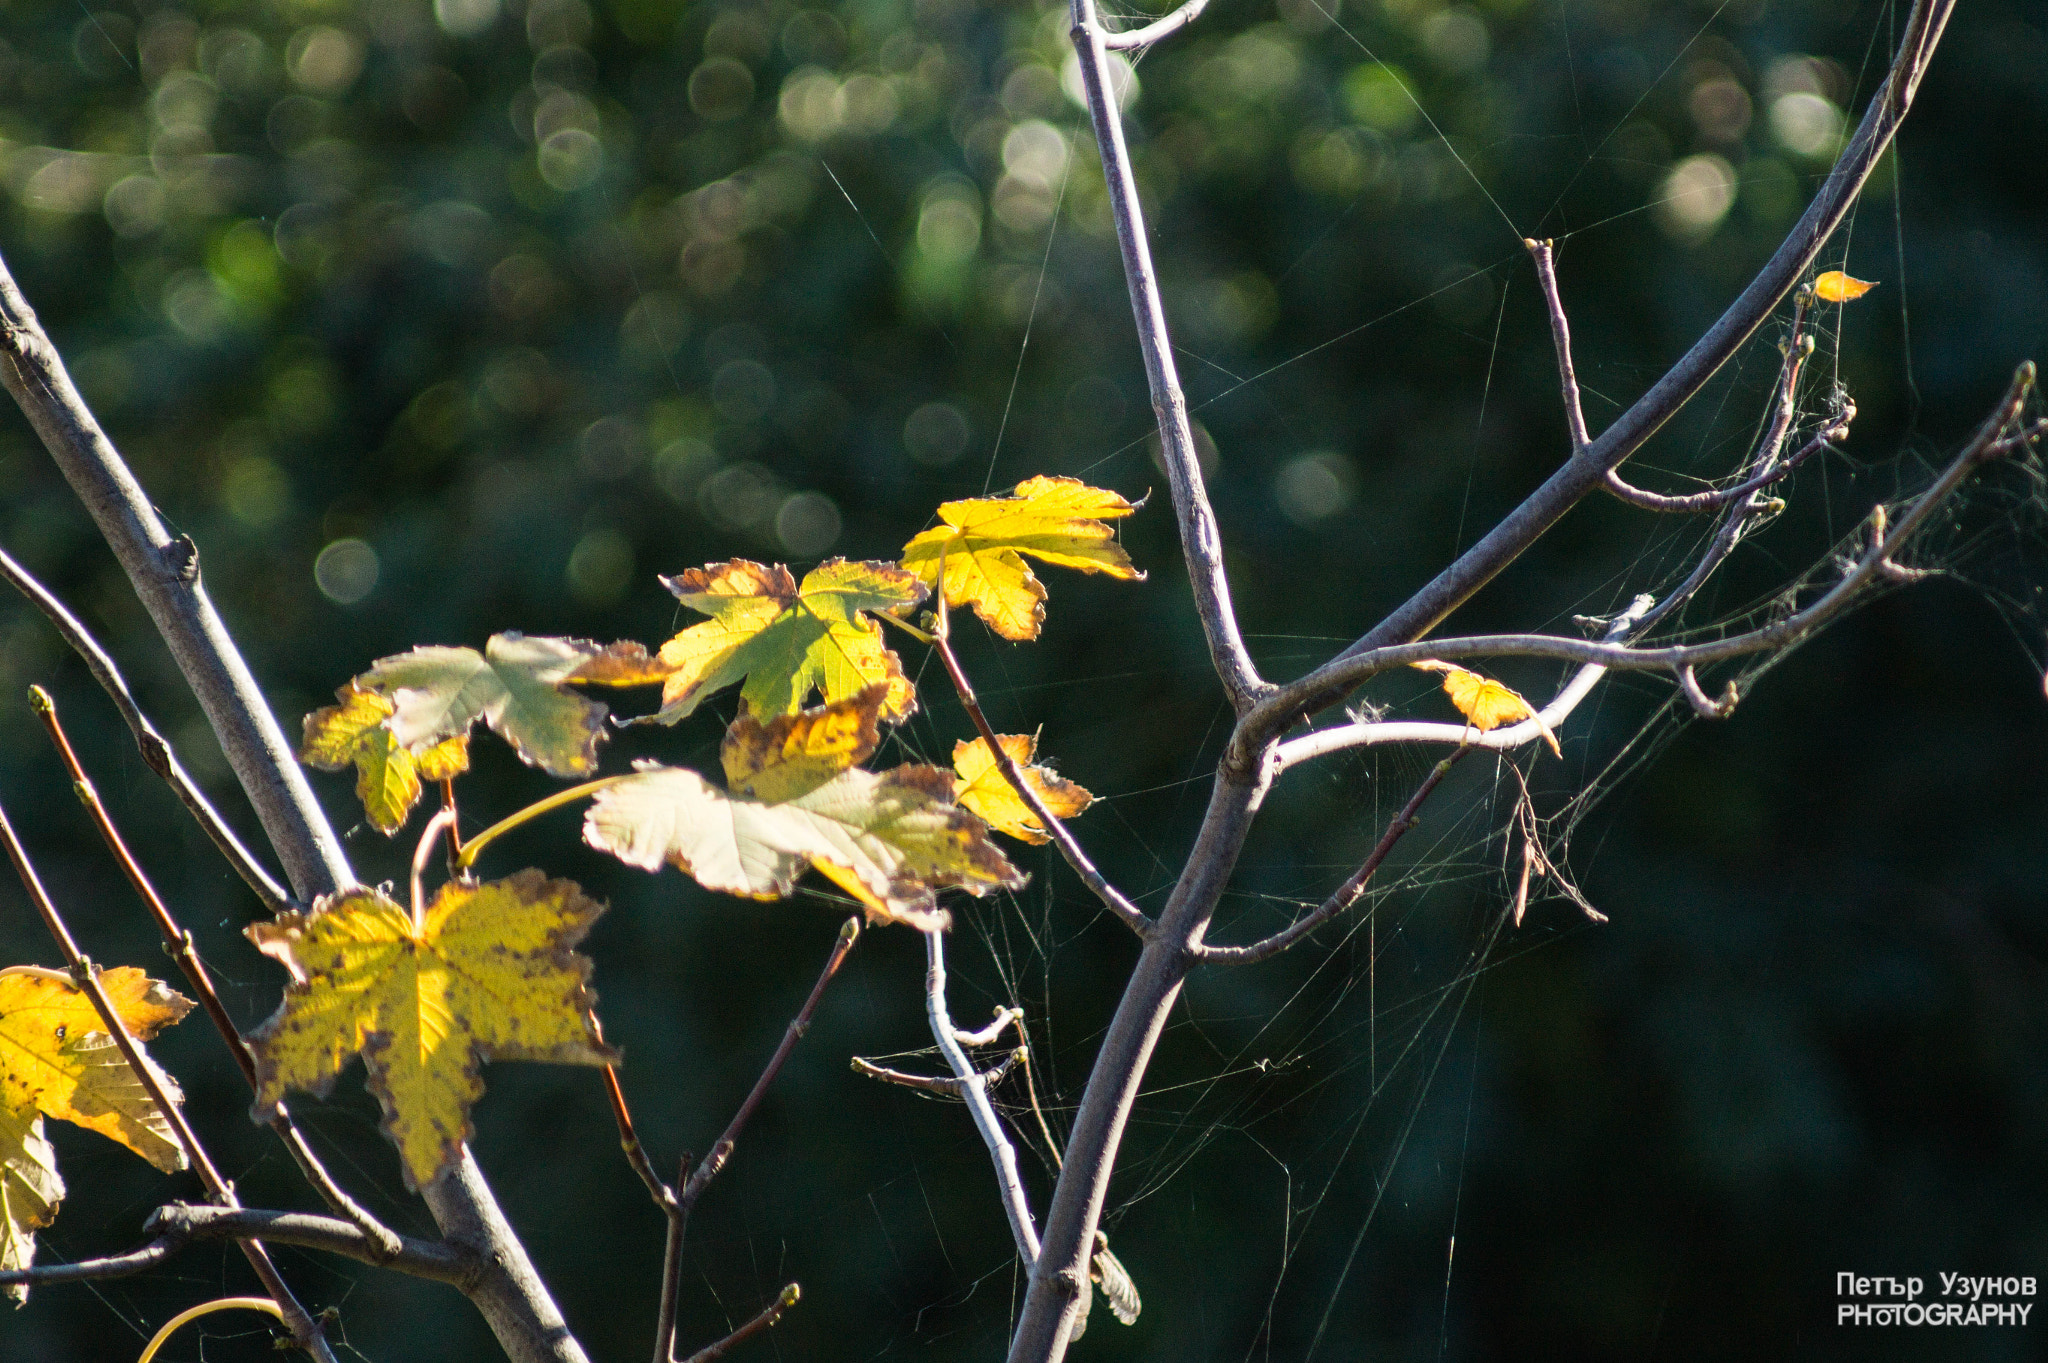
[647,559,925,725]
[900,476,1143,641]
[585,692,1022,929]
[0,965,194,1302]
[951,735,1093,844]
[1411,661,1561,757]
[356,634,644,778]
[302,686,470,834]
[245,873,615,1191]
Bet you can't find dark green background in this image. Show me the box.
[0,0,2043,1357]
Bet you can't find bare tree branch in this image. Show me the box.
[1193,748,1470,965]
[852,1049,1023,1096]
[1526,238,1592,452]
[0,548,293,913]
[0,1237,180,1287]
[1246,0,1960,757]
[1069,0,1267,712]
[678,1284,799,1363]
[143,1206,481,1287]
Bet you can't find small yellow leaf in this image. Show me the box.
[246,873,616,1191]
[951,735,1093,844]
[301,686,471,835]
[1812,270,1877,303]
[0,1106,59,1305]
[1411,661,1561,757]
[900,476,1144,642]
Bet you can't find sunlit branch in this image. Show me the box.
[29,688,403,1261]
[655,918,858,1363]
[0,800,339,1363]
[929,563,1152,938]
[0,1237,178,1286]
[589,1012,676,1214]
[1099,0,1211,50]
[923,927,1042,1262]
[679,1284,800,1363]
[1245,363,2029,750]
[1193,748,1471,965]
[1273,596,1654,774]
[0,549,292,913]
[1069,0,1267,711]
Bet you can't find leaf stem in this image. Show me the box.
[455,776,634,871]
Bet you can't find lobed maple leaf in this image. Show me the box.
[0,966,193,1302]
[951,735,1093,844]
[355,633,651,778]
[899,476,1143,641]
[301,685,470,834]
[585,689,1021,929]
[245,872,616,1191]
[1411,661,1561,756]
[644,559,925,725]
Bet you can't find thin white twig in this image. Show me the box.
[925,930,1040,1263]
[1100,0,1210,49]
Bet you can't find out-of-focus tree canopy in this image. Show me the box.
[0,0,2044,1356]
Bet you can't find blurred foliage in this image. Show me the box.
[0,0,2044,1357]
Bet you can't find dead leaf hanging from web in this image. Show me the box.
[1812,270,1877,303]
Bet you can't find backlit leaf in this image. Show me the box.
[1812,270,1877,303]
[246,872,615,1191]
[357,633,637,777]
[301,685,470,834]
[0,965,194,1302]
[900,476,1143,641]
[647,559,925,724]
[586,693,1022,929]
[951,735,1093,844]
[1411,661,1561,757]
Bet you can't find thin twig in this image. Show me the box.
[930,558,1151,938]
[1100,0,1209,49]
[0,549,292,913]
[924,927,1042,1261]
[590,1012,677,1213]
[29,688,402,1260]
[1068,0,1266,711]
[678,1284,800,1363]
[655,919,859,1363]
[0,1237,178,1286]
[0,800,339,1363]
[851,1048,1024,1097]
[1193,749,1470,965]
[143,1205,480,1286]
[1526,239,1591,452]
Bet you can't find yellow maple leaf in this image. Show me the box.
[585,691,1022,929]
[301,685,470,835]
[1812,270,1877,303]
[951,735,1093,844]
[1411,661,1562,757]
[245,872,617,1191]
[648,559,925,725]
[899,476,1144,642]
[0,966,194,1301]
